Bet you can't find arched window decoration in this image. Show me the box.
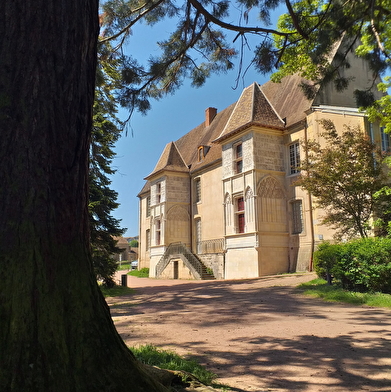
[245,186,254,223]
[257,177,287,229]
[224,193,232,227]
[166,206,189,245]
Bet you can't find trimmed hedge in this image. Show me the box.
[313,238,391,293]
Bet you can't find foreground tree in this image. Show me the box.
[298,120,387,240]
[0,1,166,390]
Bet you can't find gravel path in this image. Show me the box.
[107,273,391,392]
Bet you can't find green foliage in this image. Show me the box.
[313,238,391,294]
[129,239,139,247]
[298,120,386,240]
[90,42,126,288]
[313,241,341,283]
[100,284,134,298]
[273,1,389,103]
[131,344,217,386]
[373,185,391,237]
[117,261,132,270]
[297,279,391,308]
[336,238,391,293]
[128,268,149,277]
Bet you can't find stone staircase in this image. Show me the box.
[156,242,215,280]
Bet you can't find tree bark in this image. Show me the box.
[0,1,166,391]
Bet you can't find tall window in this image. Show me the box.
[194,178,201,203]
[146,229,150,250]
[289,142,300,174]
[381,127,390,152]
[146,196,151,217]
[233,143,243,174]
[156,182,161,204]
[155,219,161,245]
[235,196,245,233]
[195,218,202,253]
[291,200,303,234]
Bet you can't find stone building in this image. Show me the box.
[137,41,386,280]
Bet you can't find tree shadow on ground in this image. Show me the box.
[107,277,391,391]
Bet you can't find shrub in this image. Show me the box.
[313,241,341,284]
[336,238,391,293]
[314,238,391,293]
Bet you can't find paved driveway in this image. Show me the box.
[107,273,391,391]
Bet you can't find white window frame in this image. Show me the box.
[155,219,161,245]
[156,182,161,204]
[233,142,243,174]
[234,195,245,234]
[146,229,151,250]
[289,142,300,175]
[194,177,201,203]
[146,196,151,217]
[381,127,390,152]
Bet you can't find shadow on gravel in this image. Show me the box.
[108,278,391,391]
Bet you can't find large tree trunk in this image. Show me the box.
[0,2,166,391]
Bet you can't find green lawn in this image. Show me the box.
[131,344,231,390]
[127,267,150,277]
[99,284,134,297]
[297,278,391,308]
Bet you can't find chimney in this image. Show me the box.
[205,107,217,126]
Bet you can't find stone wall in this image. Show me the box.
[198,253,225,279]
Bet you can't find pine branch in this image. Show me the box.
[99,0,166,44]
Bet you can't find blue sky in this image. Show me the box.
[109,8,278,236]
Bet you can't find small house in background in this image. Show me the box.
[137,39,385,280]
[112,236,138,266]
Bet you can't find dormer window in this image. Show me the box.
[197,145,210,162]
[198,146,204,162]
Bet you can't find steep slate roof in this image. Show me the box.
[139,76,311,195]
[145,141,188,180]
[175,103,235,173]
[214,82,285,142]
[261,74,314,127]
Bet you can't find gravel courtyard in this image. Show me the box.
[107,273,391,392]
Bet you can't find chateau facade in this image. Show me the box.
[138,43,385,280]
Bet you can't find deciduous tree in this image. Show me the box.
[298,120,387,240]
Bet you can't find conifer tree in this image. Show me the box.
[90,43,126,287]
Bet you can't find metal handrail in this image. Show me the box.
[197,238,225,254]
[155,242,204,278]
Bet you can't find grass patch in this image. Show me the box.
[117,261,132,270]
[100,284,134,298]
[131,344,217,386]
[128,267,150,277]
[297,279,391,308]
